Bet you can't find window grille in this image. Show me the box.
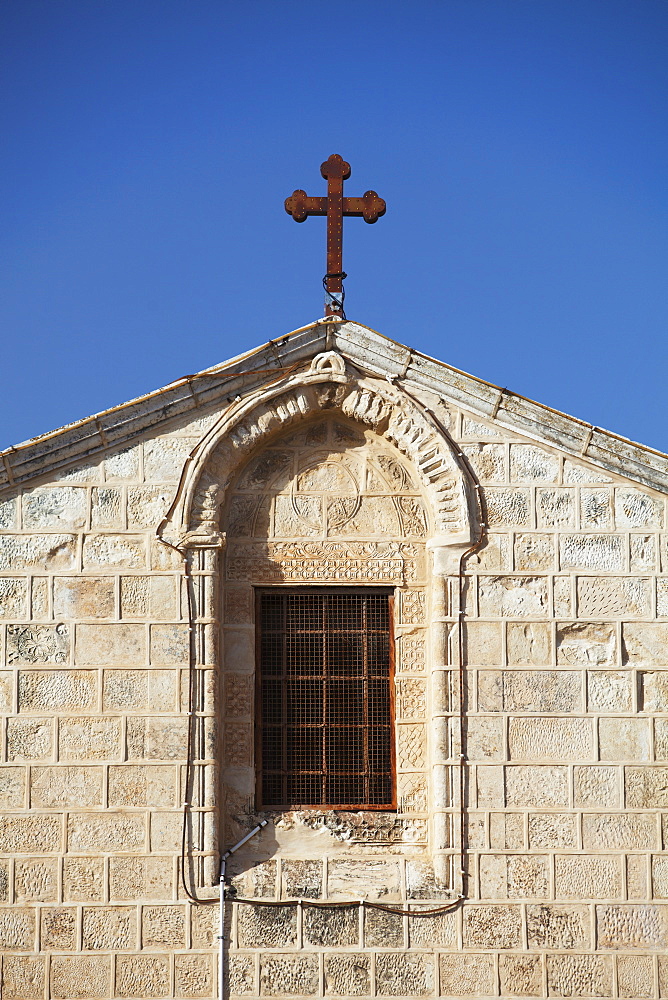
[257,589,395,809]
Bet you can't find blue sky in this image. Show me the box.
[2,1,667,451]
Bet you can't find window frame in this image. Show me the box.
[254,586,397,812]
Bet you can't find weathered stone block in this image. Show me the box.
[41,906,77,949]
[0,814,61,852]
[439,953,495,995]
[91,486,122,527]
[328,858,401,900]
[0,907,36,950]
[191,905,218,948]
[557,622,617,666]
[574,766,620,808]
[477,764,504,807]
[408,906,457,946]
[31,576,49,618]
[463,904,522,948]
[281,859,322,899]
[555,856,623,899]
[643,672,668,711]
[109,856,174,901]
[375,953,434,996]
[578,577,650,619]
[105,444,141,482]
[75,623,146,665]
[102,668,177,711]
[144,436,195,482]
[174,954,214,998]
[8,622,70,664]
[463,621,502,666]
[150,623,189,664]
[0,578,27,618]
[537,488,575,528]
[626,767,668,808]
[68,812,145,852]
[50,955,111,999]
[0,533,77,571]
[623,623,668,665]
[617,955,654,999]
[655,719,668,760]
[63,856,104,902]
[490,812,525,850]
[478,576,549,617]
[303,905,358,946]
[127,716,188,759]
[509,717,593,761]
[14,857,58,901]
[588,670,633,712]
[19,669,96,711]
[1,955,46,999]
[0,765,26,808]
[31,764,102,808]
[82,533,146,570]
[465,716,504,761]
[527,903,589,949]
[53,576,115,618]
[486,488,531,526]
[121,575,178,620]
[632,535,656,573]
[509,443,559,482]
[128,486,174,527]
[504,670,581,712]
[142,904,186,948]
[599,719,650,761]
[108,764,177,807]
[363,907,403,948]
[514,532,556,571]
[115,954,170,998]
[324,953,370,996]
[23,486,88,530]
[560,534,624,572]
[479,853,549,899]
[546,954,612,996]
[627,856,649,900]
[6,717,53,760]
[582,814,658,851]
[58,716,121,760]
[237,904,297,947]
[82,905,136,950]
[580,488,612,529]
[259,954,318,997]
[499,954,543,997]
[506,622,552,666]
[616,488,664,528]
[149,811,182,852]
[597,903,668,950]
[529,814,578,849]
[554,576,573,616]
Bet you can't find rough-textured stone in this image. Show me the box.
[599,719,650,761]
[68,812,145,852]
[478,575,549,617]
[103,668,177,711]
[14,858,58,903]
[0,907,36,950]
[18,669,96,711]
[375,953,435,996]
[463,904,522,948]
[578,577,651,618]
[7,717,53,760]
[557,622,617,666]
[82,533,146,570]
[509,717,593,761]
[82,906,136,950]
[324,954,370,996]
[237,904,297,948]
[0,814,61,852]
[281,859,322,899]
[63,857,105,902]
[504,670,580,712]
[126,716,189,759]
[555,856,623,899]
[479,854,549,899]
[174,955,214,998]
[23,486,88,529]
[0,578,28,618]
[50,955,111,999]
[529,814,578,849]
[0,533,77,571]
[108,764,176,807]
[439,953,495,995]
[115,955,170,998]
[259,954,319,996]
[109,856,174,900]
[560,534,624,571]
[617,955,655,999]
[58,716,122,760]
[506,622,552,665]
[623,623,668,665]
[54,576,115,618]
[527,903,589,949]
[582,813,658,850]
[31,765,103,808]
[42,906,77,949]
[597,904,668,950]
[588,670,633,712]
[142,905,186,948]
[499,954,543,996]
[363,906,404,947]
[1,955,46,999]
[626,767,668,808]
[546,954,612,996]
[75,623,146,664]
[574,766,620,808]
[303,905,358,946]
[642,671,668,711]
[0,765,26,808]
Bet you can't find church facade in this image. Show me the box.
[1,317,667,1000]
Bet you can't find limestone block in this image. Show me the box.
[599,719,650,762]
[0,578,27,618]
[149,811,182,852]
[31,577,49,618]
[555,856,623,899]
[58,716,121,760]
[478,671,503,712]
[499,955,542,996]
[363,907,403,947]
[1,955,46,999]
[465,716,504,761]
[615,488,664,528]
[617,956,654,999]
[224,673,253,717]
[8,622,70,664]
[527,903,589,949]
[508,717,594,761]
[588,671,633,712]
[514,533,556,571]
[115,954,170,998]
[579,577,651,619]
[50,955,111,999]
[0,496,17,528]
[0,533,77,571]
[580,488,612,529]
[191,905,218,948]
[398,773,428,813]
[259,954,318,997]
[557,622,617,667]
[574,766,620,808]
[631,535,656,573]
[627,856,649,900]
[75,623,145,665]
[559,535,624,572]
[490,813,525,850]
[0,907,36,949]
[464,442,506,482]
[281,860,322,899]
[127,486,173,528]
[468,532,511,571]
[142,904,186,948]
[67,812,145,853]
[503,670,581,712]
[328,859,400,900]
[103,668,177,712]
[537,488,575,528]
[303,905,358,946]
[127,717,189,760]
[105,444,141,482]
[509,444,559,482]
[652,856,668,897]
[506,623,552,666]
[397,723,426,769]
[408,906,457,946]
[463,904,522,948]
[150,535,184,570]
[108,764,176,808]
[7,717,53,760]
[31,765,103,808]
[485,488,531,526]
[144,436,196,482]
[655,719,668,760]
[562,460,611,484]
[642,672,668,711]
[224,587,253,625]
[546,954,612,996]
[554,576,573,617]
[478,576,548,618]
[14,857,58,901]
[120,576,178,620]
[0,814,61,853]
[479,854,549,899]
[624,623,668,665]
[231,860,277,899]
[224,629,255,673]
[63,857,104,902]
[506,766,569,807]
[83,534,146,570]
[91,487,123,528]
[597,903,668,949]
[82,905,136,950]
[150,623,189,664]
[528,814,578,849]
[439,953,495,995]
[0,766,26,808]
[375,953,434,996]
[463,621,503,666]
[626,767,668,808]
[397,677,427,719]
[41,906,77,949]
[582,814,658,851]
[53,576,115,618]
[477,765,505,807]
[405,858,453,899]
[19,669,97,712]
[22,486,88,530]
[324,953,370,996]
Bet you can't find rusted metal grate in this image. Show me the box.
[257,590,395,809]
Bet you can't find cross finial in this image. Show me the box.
[285,154,386,317]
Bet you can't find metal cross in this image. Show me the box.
[285,154,386,316]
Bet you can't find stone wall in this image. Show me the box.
[1,348,668,999]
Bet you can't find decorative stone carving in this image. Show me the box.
[226,541,420,583]
[7,624,69,664]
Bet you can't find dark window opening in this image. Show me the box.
[257,589,395,810]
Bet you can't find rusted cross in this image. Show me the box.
[285,154,386,317]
